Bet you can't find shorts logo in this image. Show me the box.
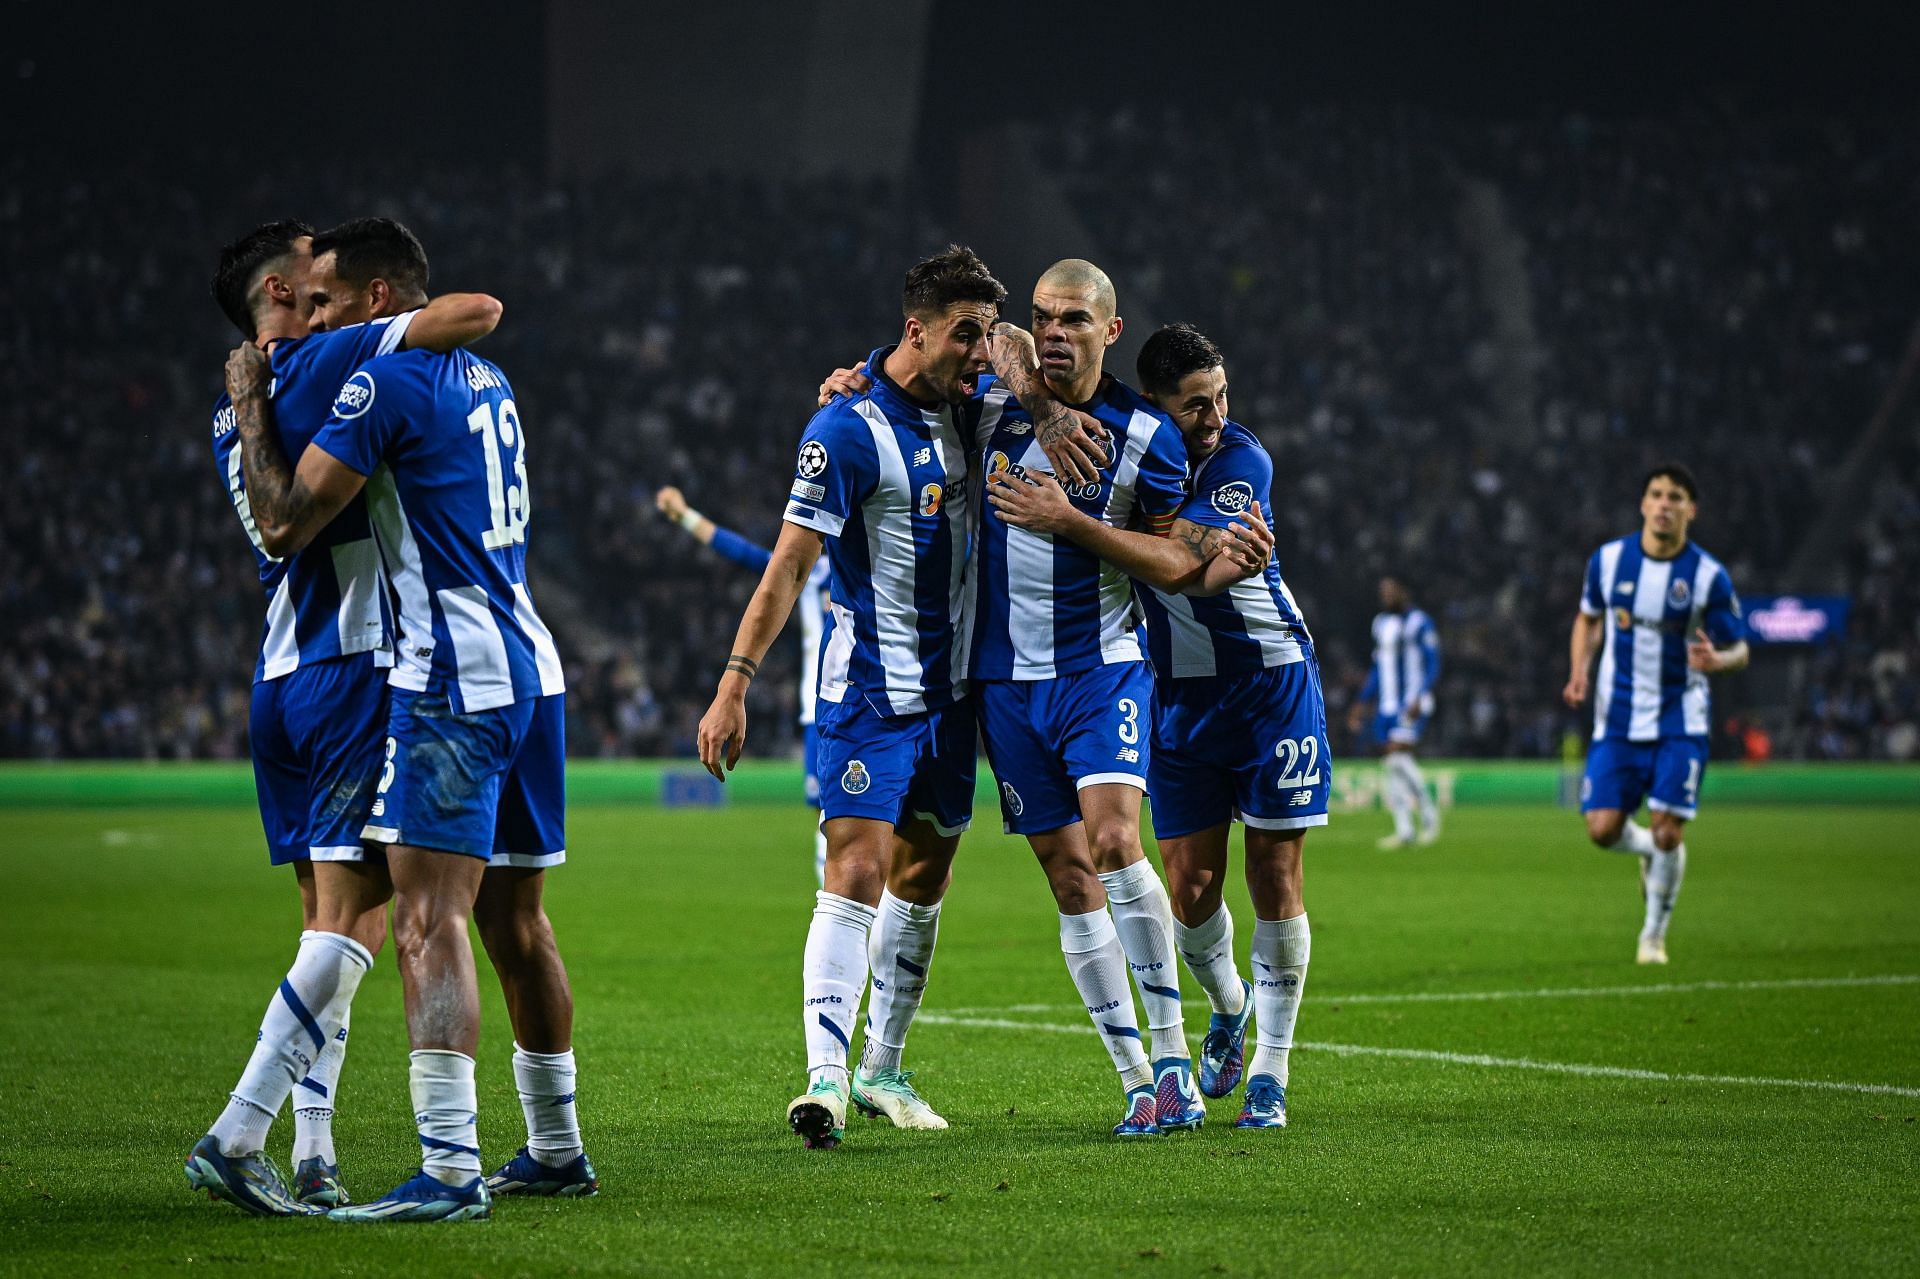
[1210,480,1254,516]
[797,441,829,479]
[333,371,376,419]
[1667,578,1691,608]
[1289,791,1311,807]
[918,483,943,517]
[841,760,870,794]
[790,479,826,502]
[1580,775,1593,802]
[1001,782,1024,817]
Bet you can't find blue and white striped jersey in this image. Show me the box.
[1137,421,1313,680]
[1581,535,1743,741]
[1364,608,1440,717]
[704,522,833,728]
[783,346,973,718]
[970,375,1188,680]
[211,314,413,682]
[311,347,565,714]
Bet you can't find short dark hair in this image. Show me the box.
[1643,461,1699,501]
[902,244,1006,319]
[1136,323,1223,398]
[312,217,430,303]
[211,218,313,339]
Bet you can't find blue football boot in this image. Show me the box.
[1233,1074,1288,1129]
[328,1169,491,1222]
[485,1146,600,1197]
[292,1157,350,1208]
[184,1134,323,1217]
[1153,1058,1205,1131]
[1198,978,1254,1098]
[1112,1085,1162,1138]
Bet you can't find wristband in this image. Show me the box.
[676,507,705,533]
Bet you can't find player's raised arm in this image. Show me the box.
[400,291,504,352]
[697,521,826,780]
[224,343,369,559]
[987,322,1109,487]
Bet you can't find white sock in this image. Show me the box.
[1247,914,1310,1086]
[1059,909,1151,1090]
[1395,752,1438,830]
[410,1049,481,1185]
[812,824,827,888]
[512,1043,582,1167]
[213,930,373,1156]
[1642,844,1686,942]
[1174,902,1246,1016]
[291,1006,350,1165]
[1383,760,1416,839]
[1604,819,1660,856]
[860,889,940,1075]
[803,891,874,1088]
[1098,859,1187,1062]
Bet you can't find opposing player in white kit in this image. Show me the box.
[1349,575,1442,848]
[1565,463,1748,964]
[656,485,834,883]
[991,324,1326,1130]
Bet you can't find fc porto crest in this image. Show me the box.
[841,759,871,795]
[1001,782,1024,817]
[1667,577,1691,609]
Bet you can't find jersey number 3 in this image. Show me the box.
[469,398,529,549]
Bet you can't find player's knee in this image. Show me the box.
[1650,816,1685,851]
[1163,868,1219,925]
[1083,822,1141,874]
[1584,812,1624,847]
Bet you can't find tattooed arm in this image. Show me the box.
[226,343,368,559]
[987,323,1110,487]
[986,469,1271,596]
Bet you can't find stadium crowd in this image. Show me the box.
[3,104,1916,761]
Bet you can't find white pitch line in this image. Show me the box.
[915,1013,1920,1099]
[934,973,1920,1019]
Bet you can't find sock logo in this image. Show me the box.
[841,760,871,794]
[805,995,845,1006]
[1087,999,1122,1014]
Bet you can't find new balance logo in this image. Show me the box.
[913,447,932,466]
[1289,791,1311,806]
[1116,747,1140,763]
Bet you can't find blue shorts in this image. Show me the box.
[250,653,390,865]
[1373,710,1430,748]
[977,662,1153,835]
[814,695,976,836]
[803,723,822,809]
[1581,736,1709,820]
[1149,659,1333,840]
[362,687,567,866]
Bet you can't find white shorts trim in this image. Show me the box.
[1076,772,1147,792]
[489,850,566,869]
[1646,799,1698,820]
[308,844,369,862]
[1237,811,1331,832]
[909,809,972,838]
[360,824,401,844]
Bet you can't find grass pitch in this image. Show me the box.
[1,791,1916,1276]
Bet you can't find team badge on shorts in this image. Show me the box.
[1001,782,1024,817]
[841,760,870,795]
[797,441,828,478]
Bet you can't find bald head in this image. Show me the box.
[1037,258,1117,321]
